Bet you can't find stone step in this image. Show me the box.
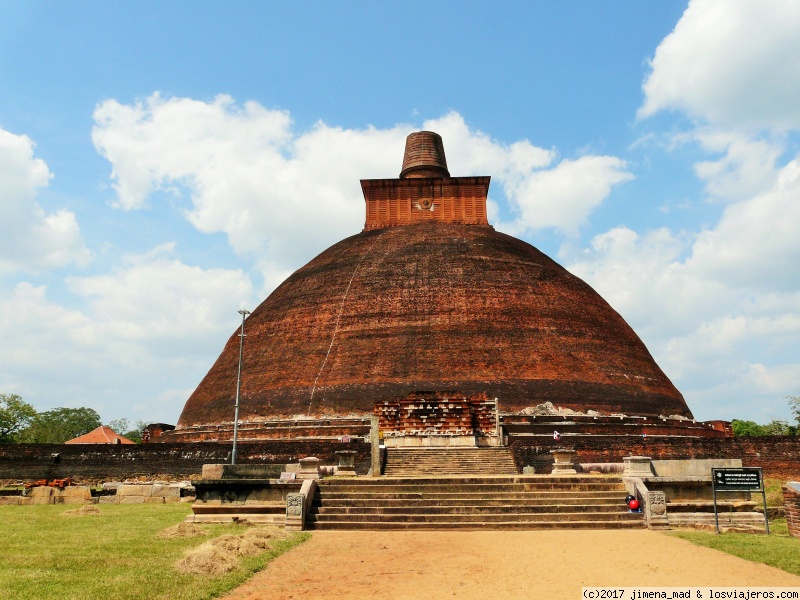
[314,496,625,507]
[192,503,284,515]
[316,491,625,504]
[319,483,625,494]
[310,510,639,523]
[321,475,623,486]
[309,472,642,530]
[311,504,629,515]
[308,518,645,530]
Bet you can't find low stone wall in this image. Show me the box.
[100,484,183,504]
[784,484,800,538]
[0,486,93,505]
[0,440,371,484]
[510,436,800,480]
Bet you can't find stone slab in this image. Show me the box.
[651,458,742,477]
[60,486,92,499]
[119,496,145,504]
[117,485,150,497]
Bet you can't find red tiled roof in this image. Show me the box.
[65,426,135,444]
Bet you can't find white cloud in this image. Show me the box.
[0,246,255,423]
[687,157,800,290]
[499,155,633,236]
[67,243,255,349]
[566,190,800,422]
[423,112,632,236]
[92,94,407,287]
[0,128,90,273]
[691,131,782,202]
[92,99,633,287]
[627,0,800,421]
[639,0,800,131]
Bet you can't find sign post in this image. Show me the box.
[711,467,768,534]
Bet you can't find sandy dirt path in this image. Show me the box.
[221,530,800,600]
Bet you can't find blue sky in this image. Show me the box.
[2,1,799,427]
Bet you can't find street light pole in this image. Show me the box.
[231,309,250,465]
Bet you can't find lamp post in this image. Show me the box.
[231,309,250,465]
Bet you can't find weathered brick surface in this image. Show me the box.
[400,131,450,179]
[170,131,692,441]
[174,222,690,435]
[165,418,370,443]
[503,415,728,437]
[784,485,800,538]
[362,177,490,229]
[511,436,800,480]
[0,441,371,483]
[376,391,496,437]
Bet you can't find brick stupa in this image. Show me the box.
[168,132,713,444]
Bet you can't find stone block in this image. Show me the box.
[29,486,54,498]
[652,458,742,477]
[144,497,165,503]
[119,496,145,504]
[29,496,53,505]
[60,486,92,500]
[202,464,225,479]
[298,457,321,480]
[623,456,653,476]
[159,486,181,499]
[117,485,149,497]
[98,496,118,504]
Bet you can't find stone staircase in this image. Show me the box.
[307,475,644,530]
[383,447,517,476]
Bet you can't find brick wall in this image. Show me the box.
[2,436,796,484]
[784,485,800,538]
[0,440,371,484]
[510,436,800,480]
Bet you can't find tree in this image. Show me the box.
[788,395,800,425]
[108,418,129,434]
[18,407,102,444]
[732,418,793,437]
[106,418,147,443]
[122,419,149,444]
[0,394,37,443]
[732,419,762,436]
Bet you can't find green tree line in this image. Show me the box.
[731,395,799,436]
[0,394,146,444]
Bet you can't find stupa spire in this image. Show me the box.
[400,131,450,179]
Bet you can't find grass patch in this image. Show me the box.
[669,519,800,576]
[765,478,785,507]
[0,503,309,600]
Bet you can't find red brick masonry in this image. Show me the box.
[784,483,800,538]
[510,436,800,481]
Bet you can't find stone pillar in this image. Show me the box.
[285,493,305,531]
[370,415,381,477]
[623,456,653,477]
[646,491,669,528]
[550,448,577,475]
[297,457,321,480]
[335,450,357,477]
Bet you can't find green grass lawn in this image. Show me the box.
[0,503,309,600]
[670,519,800,577]
[669,479,800,577]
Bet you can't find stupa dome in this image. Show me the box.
[172,131,692,440]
